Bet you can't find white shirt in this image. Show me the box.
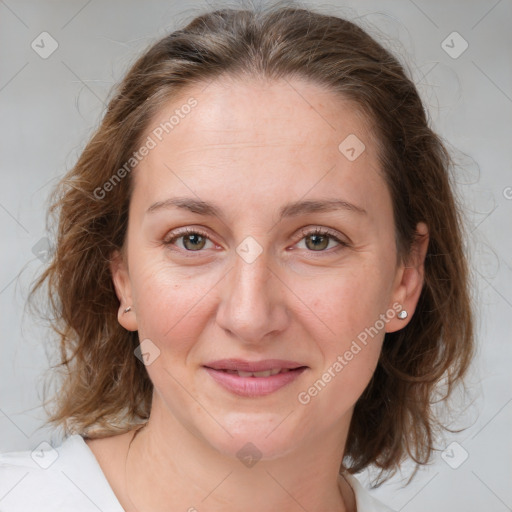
[0,435,395,511]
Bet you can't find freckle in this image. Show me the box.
[310,299,320,309]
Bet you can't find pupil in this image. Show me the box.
[307,234,328,251]
[185,234,205,250]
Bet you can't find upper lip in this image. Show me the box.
[203,359,307,372]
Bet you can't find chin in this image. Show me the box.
[199,411,307,462]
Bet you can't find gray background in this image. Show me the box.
[1,0,511,510]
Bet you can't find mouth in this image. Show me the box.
[208,367,307,378]
[202,359,308,397]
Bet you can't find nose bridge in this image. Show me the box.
[216,242,288,343]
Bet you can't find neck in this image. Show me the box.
[122,399,353,512]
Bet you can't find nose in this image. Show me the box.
[215,245,290,345]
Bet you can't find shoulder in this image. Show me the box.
[0,435,124,512]
[343,472,396,512]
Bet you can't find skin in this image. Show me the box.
[86,75,429,512]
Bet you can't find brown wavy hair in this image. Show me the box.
[31,2,475,485]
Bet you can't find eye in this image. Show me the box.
[295,227,348,252]
[163,226,349,255]
[163,227,216,252]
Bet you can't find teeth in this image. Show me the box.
[218,368,298,377]
[238,370,266,377]
[222,368,291,377]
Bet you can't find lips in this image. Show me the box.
[220,368,293,378]
[202,359,308,397]
[203,358,306,373]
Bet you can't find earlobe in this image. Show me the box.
[110,249,138,332]
[386,222,429,333]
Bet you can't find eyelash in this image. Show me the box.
[163,227,349,255]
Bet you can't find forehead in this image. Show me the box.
[148,76,373,151]
[132,76,386,218]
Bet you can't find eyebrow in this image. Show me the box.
[146,197,367,219]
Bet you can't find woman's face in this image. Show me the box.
[112,76,427,460]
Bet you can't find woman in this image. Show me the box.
[0,4,474,511]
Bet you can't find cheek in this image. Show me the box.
[291,262,390,405]
[129,257,221,361]
[294,259,393,345]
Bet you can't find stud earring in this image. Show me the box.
[123,306,132,314]
[397,309,408,320]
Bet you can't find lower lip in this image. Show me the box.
[203,367,308,397]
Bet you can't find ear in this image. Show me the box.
[110,249,138,332]
[386,222,429,333]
